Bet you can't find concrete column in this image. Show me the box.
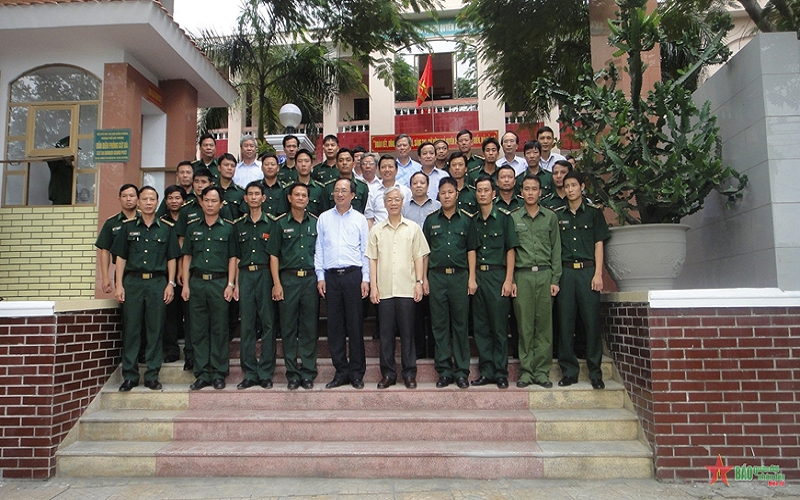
[161,79,198,170]
[369,59,395,136]
[476,56,505,134]
[322,94,340,137]
[227,105,242,158]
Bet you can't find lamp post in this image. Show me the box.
[279,104,302,134]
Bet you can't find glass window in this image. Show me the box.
[4,65,100,206]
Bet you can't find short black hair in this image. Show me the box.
[295,149,314,162]
[448,152,467,165]
[438,177,457,191]
[322,134,339,145]
[417,141,435,157]
[164,184,186,200]
[334,177,356,194]
[523,140,542,154]
[336,148,354,160]
[245,181,265,194]
[474,174,495,191]
[456,129,473,141]
[521,174,542,188]
[536,125,555,137]
[259,151,278,163]
[497,165,516,177]
[378,154,397,169]
[177,160,194,171]
[198,133,215,145]
[482,137,500,151]
[352,146,366,155]
[193,168,213,181]
[218,152,237,165]
[563,171,584,185]
[287,182,310,196]
[119,183,138,196]
[201,185,224,199]
[553,159,573,172]
[139,185,159,200]
[410,171,429,186]
[282,135,299,148]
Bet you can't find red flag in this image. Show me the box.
[416,54,433,107]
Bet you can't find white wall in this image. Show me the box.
[680,33,800,291]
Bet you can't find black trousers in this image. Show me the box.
[325,268,366,382]
[379,297,417,380]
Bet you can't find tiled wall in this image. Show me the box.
[604,302,800,481]
[0,206,98,300]
[0,308,122,479]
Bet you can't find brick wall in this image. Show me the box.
[0,307,121,479]
[603,302,800,482]
[0,206,98,300]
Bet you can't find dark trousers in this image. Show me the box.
[121,275,165,382]
[429,269,470,379]
[378,297,417,380]
[188,276,230,382]
[413,296,434,358]
[163,284,184,359]
[325,268,366,382]
[557,267,603,380]
[238,268,276,382]
[473,269,510,380]
[279,272,319,382]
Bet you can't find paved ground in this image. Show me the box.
[0,477,797,500]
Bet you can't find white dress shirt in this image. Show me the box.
[233,160,262,188]
[314,206,370,282]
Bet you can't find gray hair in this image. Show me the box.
[383,186,404,202]
[240,134,256,147]
[361,152,378,165]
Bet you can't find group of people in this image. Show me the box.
[95,126,610,393]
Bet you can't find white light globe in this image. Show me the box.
[279,104,302,129]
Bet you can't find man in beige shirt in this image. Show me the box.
[367,186,430,389]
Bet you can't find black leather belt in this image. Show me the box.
[478,265,504,271]
[125,271,165,279]
[564,261,595,269]
[282,269,313,277]
[192,272,227,280]
[326,266,360,276]
[516,265,551,272]
[240,264,268,272]
[430,267,465,274]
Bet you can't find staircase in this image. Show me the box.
[56,330,653,479]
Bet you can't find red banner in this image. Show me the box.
[416,54,433,107]
[370,130,499,153]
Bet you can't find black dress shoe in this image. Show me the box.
[403,377,417,389]
[377,376,396,389]
[144,380,162,390]
[183,359,194,371]
[164,354,180,363]
[190,379,210,390]
[351,379,364,389]
[237,379,258,390]
[534,380,553,389]
[435,376,453,388]
[301,379,313,390]
[558,375,579,387]
[325,378,347,389]
[287,380,300,390]
[456,377,469,389]
[516,380,530,388]
[212,378,226,390]
[471,376,492,386]
[119,380,138,392]
[496,377,509,389]
[591,378,605,390]
[260,379,273,389]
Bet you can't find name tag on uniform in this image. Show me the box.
[112,225,121,232]
[431,225,441,230]
[130,231,141,236]
[239,231,248,236]
[192,231,203,236]
[284,228,294,234]
[559,220,569,226]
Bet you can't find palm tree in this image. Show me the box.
[193,0,365,140]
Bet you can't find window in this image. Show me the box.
[4,65,101,206]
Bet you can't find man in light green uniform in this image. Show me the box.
[511,175,562,388]
[112,186,180,391]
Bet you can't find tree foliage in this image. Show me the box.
[194,0,365,140]
[393,57,418,102]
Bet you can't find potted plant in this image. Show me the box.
[556,0,747,291]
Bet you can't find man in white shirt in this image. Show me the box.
[394,134,421,187]
[537,126,566,173]
[233,135,262,188]
[359,152,382,192]
[365,154,413,228]
[497,131,528,176]
[417,141,449,201]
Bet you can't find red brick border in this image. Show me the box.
[0,308,121,479]
[603,303,800,482]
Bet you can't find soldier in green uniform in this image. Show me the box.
[511,175,562,388]
[217,153,245,216]
[192,133,220,183]
[515,141,554,198]
[456,129,484,173]
[447,152,478,214]
[174,168,233,244]
[112,186,181,391]
[277,135,299,184]
[180,186,238,390]
[157,161,194,218]
[468,137,501,187]
[540,160,572,210]
[323,148,369,214]
[259,152,289,217]
[290,149,327,216]
[160,185,186,363]
[554,171,611,390]
[470,175,519,389]
[433,139,450,171]
[495,165,524,212]
[233,181,277,389]
[96,184,139,294]
[267,183,319,390]
[312,134,340,185]
[422,177,477,390]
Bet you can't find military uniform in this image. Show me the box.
[284,179,326,216]
[111,217,181,384]
[541,191,567,210]
[266,211,319,384]
[160,213,184,362]
[95,212,135,256]
[465,154,484,173]
[181,217,238,384]
[323,177,369,214]
[511,206,562,385]
[423,209,477,381]
[456,184,478,214]
[554,202,611,381]
[261,179,288,217]
[467,165,499,188]
[312,161,339,185]
[515,169,554,199]
[235,212,277,384]
[192,158,220,184]
[494,194,524,212]
[277,162,298,184]
[174,198,234,240]
[470,207,519,381]
[220,182,246,216]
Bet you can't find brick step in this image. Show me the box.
[99,380,626,412]
[56,440,653,479]
[79,407,638,443]
[142,357,615,385]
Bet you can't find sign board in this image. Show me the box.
[94,129,131,162]
[370,130,498,152]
